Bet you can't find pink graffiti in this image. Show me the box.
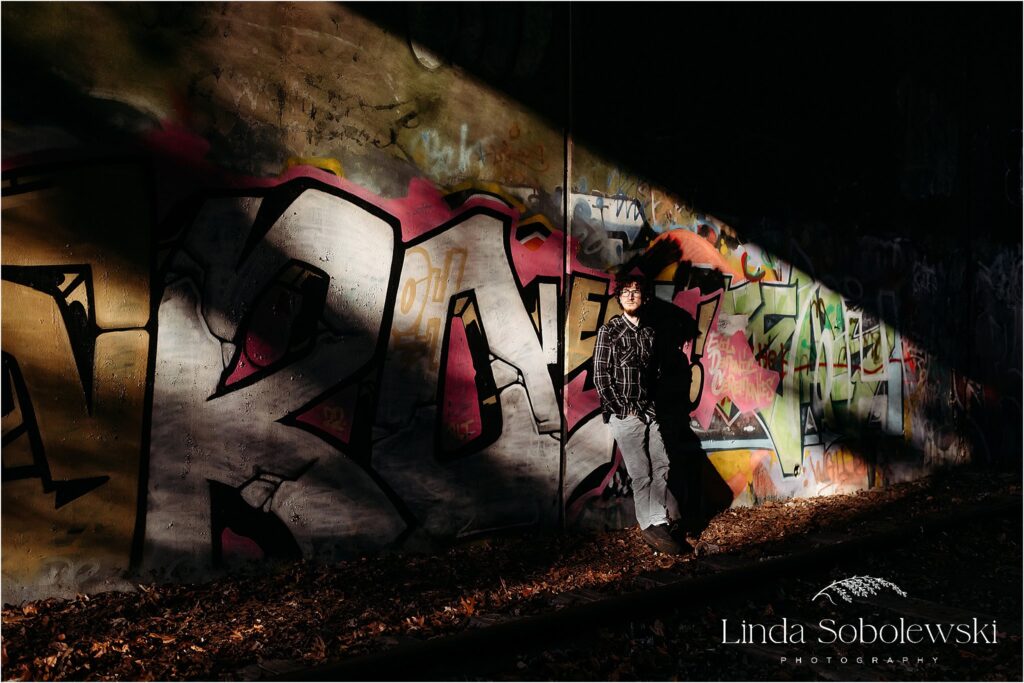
[671,287,703,316]
[562,265,618,434]
[693,331,781,429]
[510,223,562,289]
[509,222,608,292]
[224,283,305,386]
[144,120,212,169]
[440,316,482,448]
[293,383,359,445]
[220,528,265,562]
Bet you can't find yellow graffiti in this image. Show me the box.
[565,276,619,377]
[285,156,344,178]
[392,246,467,367]
[2,163,152,591]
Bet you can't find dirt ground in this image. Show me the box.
[464,506,1022,681]
[2,467,1020,681]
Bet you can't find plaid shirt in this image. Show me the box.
[593,314,658,422]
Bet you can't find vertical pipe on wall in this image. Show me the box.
[558,3,574,532]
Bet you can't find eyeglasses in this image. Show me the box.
[619,289,643,299]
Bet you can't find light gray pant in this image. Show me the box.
[608,415,680,529]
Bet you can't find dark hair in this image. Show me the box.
[614,274,650,298]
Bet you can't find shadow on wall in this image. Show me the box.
[143,172,570,582]
[1,158,575,602]
[646,297,731,529]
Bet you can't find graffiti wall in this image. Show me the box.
[562,221,919,525]
[141,174,567,580]
[2,162,154,599]
[2,3,1018,601]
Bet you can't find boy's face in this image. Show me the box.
[618,284,643,314]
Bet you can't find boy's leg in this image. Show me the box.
[646,419,681,526]
[607,415,655,528]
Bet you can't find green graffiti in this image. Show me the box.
[711,266,903,476]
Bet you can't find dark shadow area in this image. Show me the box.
[348,2,1023,469]
[646,296,732,538]
[348,3,1020,227]
[347,3,570,130]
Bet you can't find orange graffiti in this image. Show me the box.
[649,230,745,281]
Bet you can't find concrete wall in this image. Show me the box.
[2,3,1019,602]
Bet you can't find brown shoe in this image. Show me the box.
[669,521,700,548]
[641,524,686,555]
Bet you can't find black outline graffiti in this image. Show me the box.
[148,175,418,554]
[406,203,564,434]
[207,458,317,567]
[434,289,502,461]
[2,156,162,574]
[2,265,98,411]
[564,452,631,517]
[211,259,331,397]
[1,352,110,508]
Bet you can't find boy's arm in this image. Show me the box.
[593,325,624,421]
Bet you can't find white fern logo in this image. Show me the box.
[813,576,908,605]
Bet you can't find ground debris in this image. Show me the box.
[2,469,1018,680]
